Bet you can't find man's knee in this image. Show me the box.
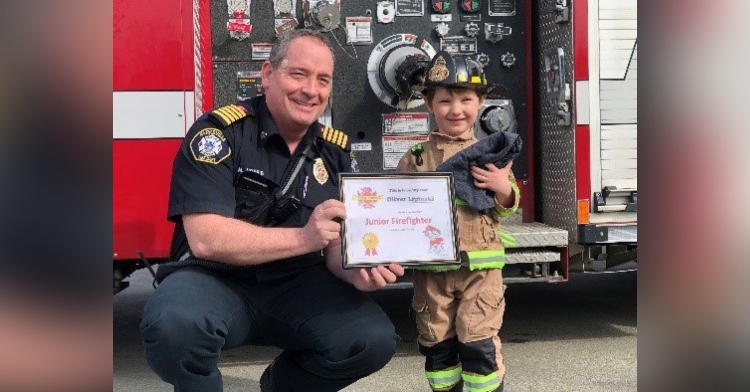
[140,305,225,376]
[361,320,399,371]
[329,316,399,376]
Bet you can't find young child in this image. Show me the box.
[396,51,519,392]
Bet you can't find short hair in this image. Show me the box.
[268,29,335,69]
[423,85,487,102]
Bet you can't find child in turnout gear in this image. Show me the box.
[396,51,520,392]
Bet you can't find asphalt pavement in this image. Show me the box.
[114,268,637,391]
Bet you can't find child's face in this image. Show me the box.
[425,87,485,137]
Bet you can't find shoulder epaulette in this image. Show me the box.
[208,104,249,128]
[320,125,349,151]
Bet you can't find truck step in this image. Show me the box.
[505,249,561,264]
[500,222,568,248]
[502,261,565,283]
[503,275,565,284]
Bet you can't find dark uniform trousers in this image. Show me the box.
[140,264,399,391]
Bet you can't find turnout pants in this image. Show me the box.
[412,268,506,392]
[140,264,398,392]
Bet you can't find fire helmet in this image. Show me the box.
[414,51,503,95]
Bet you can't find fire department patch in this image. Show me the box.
[190,128,231,164]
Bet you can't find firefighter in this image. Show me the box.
[139,29,404,392]
[396,51,520,392]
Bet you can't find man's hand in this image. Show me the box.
[350,264,405,292]
[301,199,346,250]
[322,229,404,290]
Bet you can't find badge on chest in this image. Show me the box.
[313,158,328,185]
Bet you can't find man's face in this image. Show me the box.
[262,37,334,132]
[425,87,485,137]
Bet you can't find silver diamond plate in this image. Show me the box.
[501,222,568,248]
[536,0,578,241]
[498,208,523,224]
[607,225,637,243]
[504,275,565,284]
[505,250,561,264]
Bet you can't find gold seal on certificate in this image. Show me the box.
[339,172,461,268]
[361,232,379,255]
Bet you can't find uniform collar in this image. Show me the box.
[258,97,320,148]
[258,98,280,145]
[432,128,475,150]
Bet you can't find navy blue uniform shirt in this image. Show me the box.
[166,96,352,279]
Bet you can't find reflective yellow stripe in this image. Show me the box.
[466,250,503,259]
[466,250,505,271]
[468,262,504,271]
[412,245,506,271]
[426,365,462,390]
[492,180,520,218]
[498,231,517,247]
[462,371,501,392]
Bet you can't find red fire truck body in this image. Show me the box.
[113,0,636,293]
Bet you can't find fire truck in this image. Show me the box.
[113,0,637,294]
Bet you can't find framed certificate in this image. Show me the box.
[339,172,461,268]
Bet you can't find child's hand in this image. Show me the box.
[470,161,514,200]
